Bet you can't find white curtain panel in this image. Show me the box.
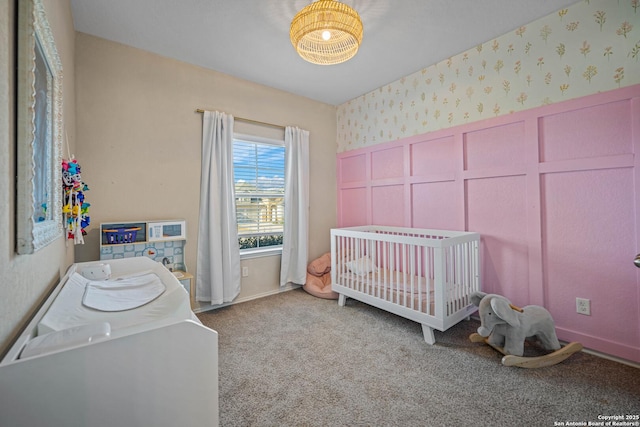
[279,126,310,287]
[196,111,241,304]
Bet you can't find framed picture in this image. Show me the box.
[16,0,64,254]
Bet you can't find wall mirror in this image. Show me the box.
[16,0,63,254]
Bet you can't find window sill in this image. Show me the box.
[240,247,283,260]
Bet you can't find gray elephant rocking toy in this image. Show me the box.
[469,291,583,368]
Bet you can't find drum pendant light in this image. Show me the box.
[290,0,363,65]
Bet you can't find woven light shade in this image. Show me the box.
[290,0,363,65]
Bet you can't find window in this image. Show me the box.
[233,134,285,254]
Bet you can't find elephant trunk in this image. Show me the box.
[477,326,492,337]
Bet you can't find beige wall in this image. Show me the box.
[74,33,337,307]
[0,0,76,356]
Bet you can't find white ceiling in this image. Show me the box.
[70,0,579,106]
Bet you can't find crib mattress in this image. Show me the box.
[337,268,435,312]
[336,267,470,316]
[338,269,430,294]
[37,257,195,338]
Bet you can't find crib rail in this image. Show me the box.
[331,226,480,333]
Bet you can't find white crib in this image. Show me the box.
[331,226,481,344]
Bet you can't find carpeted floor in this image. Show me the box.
[197,288,640,427]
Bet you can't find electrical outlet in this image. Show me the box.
[576,297,591,315]
[242,266,249,277]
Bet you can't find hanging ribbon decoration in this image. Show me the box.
[62,157,90,244]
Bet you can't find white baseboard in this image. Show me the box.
[192,284,301,314]
[579,347,640,369]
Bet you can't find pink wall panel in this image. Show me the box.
[336,85,640,363]
[340,154,367,183]
[410,136,456,176]
[539,100,632,162]
[541,168,638,347]
[411,182,459,230]
[339,188,367,227]
[371,185,404,226]
[466,176,530,303]
[464,122,526,170]
[371,146,404,180]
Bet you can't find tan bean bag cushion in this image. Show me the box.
[303,252,339,299]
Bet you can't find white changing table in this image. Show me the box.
[0,257,219,427]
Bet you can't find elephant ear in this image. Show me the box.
[490,297,521,328]
[470,291,487,307]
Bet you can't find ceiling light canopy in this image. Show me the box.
[290,0,363,65]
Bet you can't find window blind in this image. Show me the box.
[233,139,285,250]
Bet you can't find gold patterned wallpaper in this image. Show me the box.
[337,0,640,152]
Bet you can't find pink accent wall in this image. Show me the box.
[336,85,640,364]
[467,176,530,304]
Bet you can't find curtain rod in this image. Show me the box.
[195,109,285,130]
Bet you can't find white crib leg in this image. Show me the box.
[422,324,436,345]
[338,294,346,307]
